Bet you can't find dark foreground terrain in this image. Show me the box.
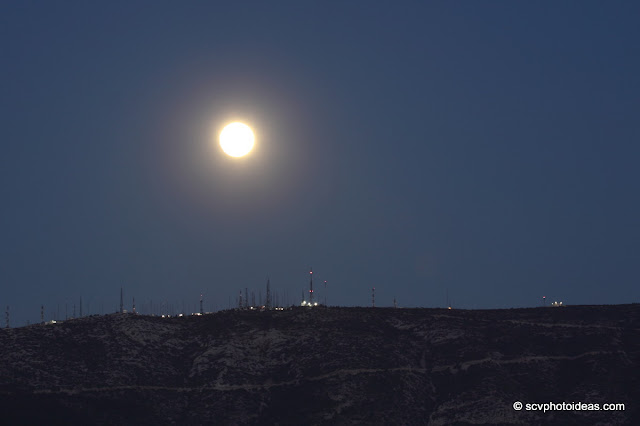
[1,304,638,425]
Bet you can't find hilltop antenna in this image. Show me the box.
[41,305,44,324]
[394,297,397,309]
[200,294,203,315]
[5,306,9,329]
[372,287,375,308]
[266,277,271,309]
[133,297,136,314]
[73,304,76,318]
[79,296,83,317]
[324,280,327,306]
[238,290,243,309]
[251,291,255,308]
[245,288,249,309]
[309,267,313,304]
[120,287,124,313]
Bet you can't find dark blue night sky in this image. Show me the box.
[2,1,639,325]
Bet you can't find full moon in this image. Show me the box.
[219,122,255,157]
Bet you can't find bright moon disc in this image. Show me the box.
[219,122,255,157]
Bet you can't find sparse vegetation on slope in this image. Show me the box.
[1,305,638,425]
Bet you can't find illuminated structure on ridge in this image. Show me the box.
[301,267,319,307]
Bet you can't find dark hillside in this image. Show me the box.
[1,305,638,425]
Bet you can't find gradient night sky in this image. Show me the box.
[2,2,639,325]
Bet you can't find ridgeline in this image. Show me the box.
[1,304,638,425]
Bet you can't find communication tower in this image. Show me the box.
[266,278,271,309]
[120,287,124,313]
[309,267,313,304]
[372,287,375,308]
[324,280,327,305]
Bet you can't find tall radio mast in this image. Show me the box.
[309,267,313,304]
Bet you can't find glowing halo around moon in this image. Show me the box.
[219,122,255,157]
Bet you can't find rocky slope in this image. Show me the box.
[1,305,638,425]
